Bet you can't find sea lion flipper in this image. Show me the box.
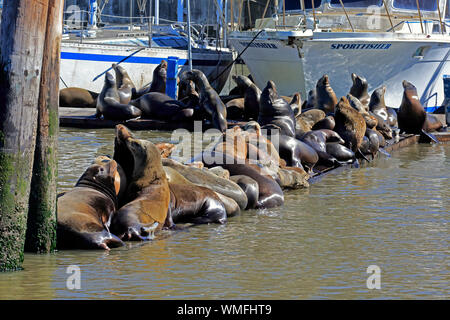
[420,129,439,144]
[356,149,371,162]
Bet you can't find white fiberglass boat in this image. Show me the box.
[229,0,450,111]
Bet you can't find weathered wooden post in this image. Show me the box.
[0,0,50,271]
[25,0,64,253]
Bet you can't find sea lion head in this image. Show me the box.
[180,69,209,88]
[93,156,122,196]
[351,73,368,90]
[369,86,387,110]
[113,125,166,188]
[347,93,366,114]
[76,159,118,206]
[104,71,116,87]
[242,121,261,136]
[232,75,253,89]
[402,80,420,103]
[317,75,330,88]
[261,80,279,106]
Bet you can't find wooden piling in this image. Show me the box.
[0,0,51,271]
[25,0,64,254]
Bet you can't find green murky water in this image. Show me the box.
[0,128,448,299]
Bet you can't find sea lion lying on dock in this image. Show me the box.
[96,71,142,121]
[181,69,228,132]
[60,87,99,108]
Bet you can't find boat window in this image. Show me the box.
[285,0,321,11]
[392,0,438,11]
[329,0,382,7]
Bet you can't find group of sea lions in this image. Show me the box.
[57,122,312,249]
[58,65,446,250]
[60,61,229,131]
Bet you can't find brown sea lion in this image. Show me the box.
[93,156,127,206]
[289,92,302,117]
[334,97,367,153]
[59,87,98,108]
[325,143,355,164]
[312,115,335,131]
[258,80,296,137]
[424,114,443,132]
[398,80,427,134]
[96,71,142,120]
[230,175,259,210]
[112,64,135,105]
[57,160,124,250]
[369,86,389,122]
[131,92,193,121]
[181,69,227,132]
[164,166,238,217]
[213,126,248,160]
[349,73,370,108]
[111,125,170,241]
[233,75,262,121]
[162,158,248,210]
[298,109,326,127]
[316,75,338,114]
[149,60,167,94]
[226,98,245,120]
[199,151,284,209]
[168,183,227,225]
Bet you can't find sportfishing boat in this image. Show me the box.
[229,0,450,111]
[60,1,235,94]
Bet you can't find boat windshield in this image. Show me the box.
[329,0,382,7]
[392,0,438,11]
[285,0,321,11]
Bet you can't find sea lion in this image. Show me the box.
[112,63,135,105]
[349,73,370,108]
[424,114,444,132]
[398,80,427,134]
[386,107,398,127]
[347,93,367,114]
[270,134,318,172]
[57,160,124,250]
[230,175,259,210]
[289,92,302,117]
[312,116,335,131]
[162,158,248,210]
[168,183,227,225]
[230,75,261,121]
[59,87,98,108]
[258,80,296,137]
[325,143,355,164]
[305,89,317,110]
[298,109,326,127]
[111,125,170,241]
[96,71,142,120]
[364,128,381,159]
[369,86,389,121]
[300,129,344,167]
[181,69,227,132]
[202,152,284,209]
[164,166,238,218]
[149,60,167,94]
[370,111,393,139]
[295,117,313,137]
[131,92,193,121]
[155,143,176,159]
[315,75,338,114]
[334,97,367,152]
[93,156,127,206]
[226,98,245,120]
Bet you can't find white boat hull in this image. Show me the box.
[230,33,450,111]
[60,42,234,94]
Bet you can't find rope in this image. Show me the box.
[209,29,264,84]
